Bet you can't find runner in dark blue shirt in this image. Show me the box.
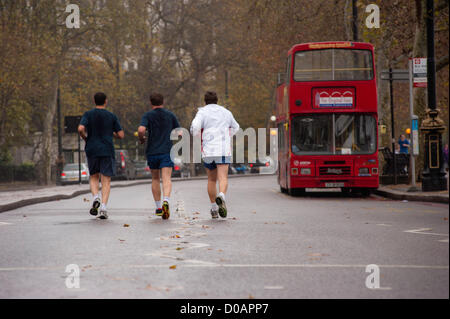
[78,92,124,219]
[138,93,180,220]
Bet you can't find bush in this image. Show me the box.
[0,162,36,183]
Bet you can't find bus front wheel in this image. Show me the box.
[288,188,305,196]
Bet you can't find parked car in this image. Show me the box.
[134,161,151,179]
[114,150,136,180]
[61,163,89,185]
[249,158,271,174]
[233,163,249,174]
[172,157,191,178]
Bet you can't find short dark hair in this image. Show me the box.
[94,92,107,106]
[150,93,164,106]
[204,91,218,105]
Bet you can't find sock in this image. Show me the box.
[163,196,170,204]
[100,203,107,211]
[218,192,226,201]
[211,203,219,210]
[93,194,100,201]
[155,201,162,209]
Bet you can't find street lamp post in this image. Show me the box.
[420,0,447,191]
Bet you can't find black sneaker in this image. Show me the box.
[162,201,170,220]
[155,208,163,216]
[215,195,227,218]
[90,197,101,216]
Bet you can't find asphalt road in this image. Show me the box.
[0,175,448,298]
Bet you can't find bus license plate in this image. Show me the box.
[325,182,344,188]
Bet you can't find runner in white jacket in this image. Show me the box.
[190,91,240,219]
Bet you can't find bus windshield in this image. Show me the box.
[294,49,373,81]
[291,114,377,155]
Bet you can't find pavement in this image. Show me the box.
[0,175,448,299]
[375,182,449,204]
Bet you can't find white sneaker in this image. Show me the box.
[98,208,108,219]
[210,208,219,219]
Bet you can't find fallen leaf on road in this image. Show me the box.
[252,211,256,214]
[231,217,237,220]
[169,265,177,269]
[248,294,254,299]
[202,225,210,229]
[123,224,130,227]
[119,239,125,242]
[193,212,200,215]
[83,198,89,202]
[176,247,183,251]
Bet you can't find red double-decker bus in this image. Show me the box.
[275,41,379,196]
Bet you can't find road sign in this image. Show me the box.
[64,116,82,134]
[412,58,427,87]
[380,69,409,81]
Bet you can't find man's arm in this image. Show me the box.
[190,110,203,136]
[113,130,125,139]
[229,112,240,136]
[138,125,146,144]
[78,125,87,141]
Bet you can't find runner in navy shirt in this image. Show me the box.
[138,93,180,220]
[78,92,124,219]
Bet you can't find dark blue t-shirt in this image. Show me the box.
[140,108,180,156]
[80,108,122,158]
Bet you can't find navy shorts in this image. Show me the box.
[87,156,115,177]
[147,153,174,170]
[203,156,232,170]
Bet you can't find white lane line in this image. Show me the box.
[370,287,392,291]
[438,239,449,243]
[404,228,449,237]
[0,264,448,271]
[264,286,284,290]
[0,222,12,226]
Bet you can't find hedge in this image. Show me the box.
[0,162,36,182]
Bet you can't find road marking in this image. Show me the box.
[264,286,284,290]
[0,264,447,271]
[370,287,392,291]
[0,222,12,226]
[438,239,449,243]
[404,228,449,237]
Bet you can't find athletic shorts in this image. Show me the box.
[87,156,115,177]
[147,153,174,170]
[203,156,232,170]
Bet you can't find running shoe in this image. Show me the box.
[162,201,170,220]
[98,208,108,220]
[155,208,163,216]
[90,197,101,216]
[215,195,227,218]
[210,208,219,219]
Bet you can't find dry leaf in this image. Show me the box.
[176,247,183,251]
[123,224,130,227]
[169,265,177,269]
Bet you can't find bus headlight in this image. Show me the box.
[300,168,311,175]
[359,168,370,176]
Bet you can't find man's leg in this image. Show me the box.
[216,164,229,195]
[90,173,100,197]
[215,164,229,218]
[161,167,173,199]
[206,167,219,218]
[151,169,161,204]
[89,173,101,216]
[100,175,111,204]
[160,166,172,220]
[206,167,218,203]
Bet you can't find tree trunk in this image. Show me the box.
[36,73,59,185]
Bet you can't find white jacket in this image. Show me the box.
[190,104,240,157]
